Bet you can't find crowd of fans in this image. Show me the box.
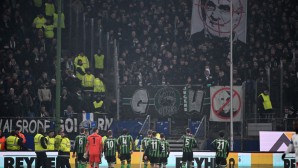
[0,0,297,118]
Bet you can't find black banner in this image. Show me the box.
[0,116,113,150]
[121,85,204,117]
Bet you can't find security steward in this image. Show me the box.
[35,128,48,168]
[94,49,105,74]
[82,69,95,90]
[6,131,24,151]
[93,96,104,112]
[258,87,273,119]
[46,130,55,151]
[93,73,105,98]
[75,59,86,81]
[58,132,71,168]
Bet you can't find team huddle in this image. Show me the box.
[73,128,172,168]
[73,127,229,168]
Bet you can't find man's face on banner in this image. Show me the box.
[201,0,242,38]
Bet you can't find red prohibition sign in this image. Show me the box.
[211,87,241,119]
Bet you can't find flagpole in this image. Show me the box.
[230,0,234,151]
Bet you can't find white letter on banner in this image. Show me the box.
[23,120,29,133]
[3,120,10,132]
[65,118,73,132]
[74,118,77,132]
[16,120,22,132]
[105,117,113,130]
[37,120,44,132]
[29,120,37,133]
[98,118,104,130]
[44,120,50,132]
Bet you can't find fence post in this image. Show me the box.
[254,81,258,122]
[90,18,94,73]
[114,39,120,120]
[68,0,72,51]
[75,8,79,53]
[280,60,284,118]
[168,117,172,135]
[83,13,86,54]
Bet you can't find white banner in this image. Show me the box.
[191,0,247,43]
[209,86,243,122]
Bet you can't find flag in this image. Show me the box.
[82,112,94,121]
[191,0,247,43]
[209,86,243,122]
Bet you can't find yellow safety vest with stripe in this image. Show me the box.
[74,55,89,69]
[93,78,105,93]
[54,135,62,150]
[46,136,55,150]
[82,74,95,87]
[45,3,55,16]
[59,137,71,152]
[93,100,103,109]
[6,136,20,150]
[43,25,55,38]
[75,65,85,81]
[53,13,65,28]
[34,133,46,151]
[33,17,47,29]
[259,93,272,110]
[94,54,104,69]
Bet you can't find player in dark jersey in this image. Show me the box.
[180,128,197,168]
[159,133,170,168]
[104,130,118,168]
[144,131,162,168]
[73,128,88,168]
[211,131,230,168]
[142,130,152,168]
[117,128,134,168]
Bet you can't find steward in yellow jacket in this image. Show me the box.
[75,59,86,81]
[6,131,24,151]
[75,52,89,69]
[57,132,71,168]
[34,128,48,167]
[46,130,55,151]
[82,69,95,90]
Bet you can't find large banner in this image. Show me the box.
[121,85,204,117]
[0,151,294,168]
[209,86,243,122]
[0,116,114,149]
[191,0,247,43]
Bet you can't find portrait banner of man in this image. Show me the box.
[191,0,247,43]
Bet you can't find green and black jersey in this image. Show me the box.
[160,139,170,158]
[117,134,134,154]
[181,134,197,152]
[146,138,162,158]
[211,138,230,158]
[141,136,151,151]
[104,137,118,157]
[74,133,87,154]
